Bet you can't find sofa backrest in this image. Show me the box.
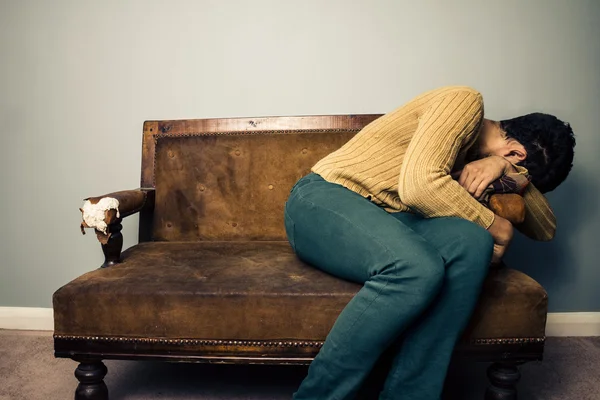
[142,115,381,241]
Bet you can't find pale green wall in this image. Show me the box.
[1,0,598,311]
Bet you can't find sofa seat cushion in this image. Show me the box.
[53,241,547,341]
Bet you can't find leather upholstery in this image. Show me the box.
[152,132,354,241]
[53,241,547,341]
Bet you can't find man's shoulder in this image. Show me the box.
[424,85,482,99]
[409,86,483,116]
[394,86,483,114]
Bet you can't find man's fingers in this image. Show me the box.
[467,178,481,195]
[458,170,468,186]
[492,243,505,265]
[457,168,495,198]
[462,173,477,194]
[474,180,491,199]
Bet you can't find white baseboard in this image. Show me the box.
[0,307,54,331]
[545,312,600,337]
[1,307,598,337]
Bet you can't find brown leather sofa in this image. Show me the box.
[53,115,548,400]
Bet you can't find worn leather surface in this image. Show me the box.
[463,266,547,339]
[81,189,154,244]
[53,241,547,341]
[152,132,355,241]
[489,194,526,225]
[85,189,149,222]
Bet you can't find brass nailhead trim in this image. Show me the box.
[154,128,362,140]
[54,334,545,347]
[472,337,546,345]
[54,335,324,348]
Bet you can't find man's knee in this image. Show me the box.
[451,218,494,264]
[379,250,445,302]
[414,258,445,299]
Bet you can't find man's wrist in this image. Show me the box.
[501,157,518,173]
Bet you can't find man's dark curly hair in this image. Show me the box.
[500,113,575,193]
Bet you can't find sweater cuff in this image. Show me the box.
[479,206,496,230]
[510,162,529,176]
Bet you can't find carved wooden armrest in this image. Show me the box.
[489,193,526,225]
[79,188,155,268]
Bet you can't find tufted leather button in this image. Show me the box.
[160,124,172,133]
[167,150,175,158]
[198,184,206,192]
[235,150,241,156]
[301,148,308,154]
[268,184,274,190]
[231,222,238,227]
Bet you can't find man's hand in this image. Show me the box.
[457,156,514,199]
[487,215,514,264]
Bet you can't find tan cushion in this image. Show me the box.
[53,242,547,341]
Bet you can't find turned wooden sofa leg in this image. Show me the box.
[101,222,123,268]
[74,360,108,400]
[485,362,521,400]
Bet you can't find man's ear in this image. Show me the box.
[504,144,527,164]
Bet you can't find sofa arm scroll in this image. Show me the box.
[79,188,155,268]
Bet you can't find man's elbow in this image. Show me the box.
[540,223,556,241]
[521,221,556,241]
[397,183,424,209]
[398,171,448,209]
[539,214,557,241]
[535,228,555,242]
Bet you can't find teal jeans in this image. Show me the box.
[284,173,494,400]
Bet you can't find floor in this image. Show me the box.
[0,330,598,400]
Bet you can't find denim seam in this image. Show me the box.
[283,207,297,251]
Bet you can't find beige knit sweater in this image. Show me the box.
[312,86,556,241]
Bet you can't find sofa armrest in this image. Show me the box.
[80,189,154,234]
[79,188,155,268]
[489,193,526,225]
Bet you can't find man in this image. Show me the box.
[284,86,575,400]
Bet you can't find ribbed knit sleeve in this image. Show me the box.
[509,164,556,241]
[517,183,556,241]
[397,89,496,228]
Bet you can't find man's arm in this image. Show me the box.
[516,183,556,241]
[503,163,556,241]
[398,88,496,228]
